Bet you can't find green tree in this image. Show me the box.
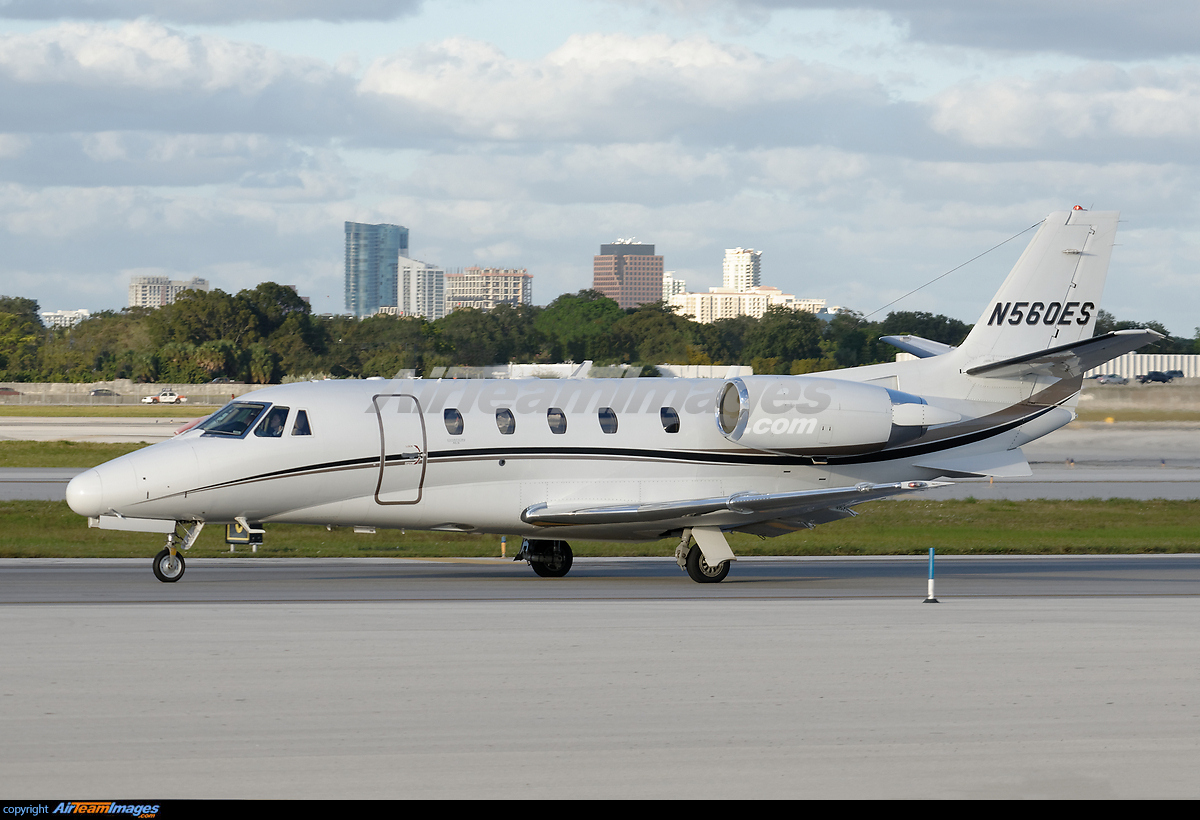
[534,290,624,362]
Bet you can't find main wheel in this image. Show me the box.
[531,542,573,578]
[686,544,729,584]
[153,548,186,583]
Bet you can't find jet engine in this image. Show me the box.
[715,376,960,456]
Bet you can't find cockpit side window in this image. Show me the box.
[291,409,312,436]
[198,403,266,437]
[496,408,516,435]
[254,406,290,438]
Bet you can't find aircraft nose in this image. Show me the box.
[66,469,104,518]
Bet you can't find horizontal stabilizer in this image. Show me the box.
[915,447,1032,478]
[880,335,957,359]
[522,480,949,527]
[965,329,1161,379]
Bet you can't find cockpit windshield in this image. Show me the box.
[198,403,267,437]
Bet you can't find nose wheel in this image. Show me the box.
[151,521,204,582]
[153,548,186,582]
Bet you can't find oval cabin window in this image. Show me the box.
[660,407,680,434]
[444,408,464,435]
[598,407,618,434]
[496,408,516,435]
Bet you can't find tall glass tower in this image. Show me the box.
[345,222,409,317]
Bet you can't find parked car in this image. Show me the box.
[141,390,188,404]
[89,388,121,397]
[1096,374,1128,385]
[1136,371,1173,384]
[0,387,20,396]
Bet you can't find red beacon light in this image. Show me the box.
[1073,205,1085,210]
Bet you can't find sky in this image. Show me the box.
[1,0,1198,334]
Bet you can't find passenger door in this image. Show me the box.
[372,393,427,505]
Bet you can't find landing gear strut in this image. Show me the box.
[152,521,205,583]
[518,539,573,578]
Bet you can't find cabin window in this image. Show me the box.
[291,410,312,436]
[660,406,680,433]
[198,403,266,437]
[496,408,516,435]
[598,407,618,434]
[444,408,464,435]
[547,407,567,434]
[254,406,289,438]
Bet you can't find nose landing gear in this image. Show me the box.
[152,521,205,583]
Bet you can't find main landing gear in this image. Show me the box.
[518,538,573,578]
[675,528,733,584]
[152,521,205,583]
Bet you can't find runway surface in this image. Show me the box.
[3,556,1200,798]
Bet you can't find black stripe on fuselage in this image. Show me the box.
[171,401,1057,499]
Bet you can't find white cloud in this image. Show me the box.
[359,33,882,142]
[930,65,1200,148]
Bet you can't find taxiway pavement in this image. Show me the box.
[2,556,1199,798]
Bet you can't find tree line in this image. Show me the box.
[0,287,1193,384]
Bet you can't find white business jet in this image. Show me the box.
[67,209,1158,583]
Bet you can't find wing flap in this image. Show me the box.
[521,480,949,528]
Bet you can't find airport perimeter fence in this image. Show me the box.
[0,380,260,407]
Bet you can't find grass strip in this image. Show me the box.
[1,498,1196,559]
[0,441,150,468]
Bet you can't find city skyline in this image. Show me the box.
[2,4,1198,334]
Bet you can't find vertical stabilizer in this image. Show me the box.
[958,209,1118,365]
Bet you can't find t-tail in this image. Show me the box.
[944,208,1159,391]
[960,207,1116,362]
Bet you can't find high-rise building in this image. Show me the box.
[723,248,762,291]
[593,240,664,310]
[663,271,687,301]
[388,258,445,321]
[345,222,409,317]
[128,276,210,309]
[445,267,533,311]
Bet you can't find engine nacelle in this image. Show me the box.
[715,376,959,456]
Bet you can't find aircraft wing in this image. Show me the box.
[521,480,948,528]
[880,335,958,358]
[965,329,1161,378]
